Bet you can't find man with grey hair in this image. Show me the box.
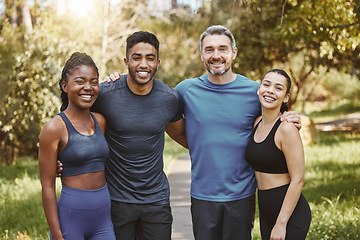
[175,25,300,240]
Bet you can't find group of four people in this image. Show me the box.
[38,25,311,240]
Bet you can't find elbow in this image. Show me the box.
[291,177,304,189]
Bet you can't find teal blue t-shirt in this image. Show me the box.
[176,74,260,202]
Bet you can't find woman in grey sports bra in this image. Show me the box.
[38,53,115,240]
[245,69,311,240]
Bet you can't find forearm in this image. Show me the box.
[165,119,189,149]
[169,132,188,149]
[275,180,304,226]
[42,187,64,239]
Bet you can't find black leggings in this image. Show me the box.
[258,184,311,240]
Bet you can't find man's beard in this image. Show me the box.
[208,66,230,76]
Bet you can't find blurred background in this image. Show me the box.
[0,0,359,239]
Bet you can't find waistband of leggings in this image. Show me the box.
[258,183,290,193]
[58,183,110,210]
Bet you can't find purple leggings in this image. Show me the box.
[50,184,116,240]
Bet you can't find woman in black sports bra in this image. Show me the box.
[245,69,311,240]
[38,53,115,240]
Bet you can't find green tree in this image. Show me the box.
[193,0,359,109]
[0,22,75,164]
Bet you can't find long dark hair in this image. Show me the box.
[262,69,291,113]
[59,52,99,111]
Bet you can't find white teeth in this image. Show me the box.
[264,96,275,101]
[80,95,92,99]
[138,71,149,76]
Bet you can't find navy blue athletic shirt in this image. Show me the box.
[91,75,183,204]
[57,112,109,177]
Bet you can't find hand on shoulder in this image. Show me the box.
[280,111,302,130]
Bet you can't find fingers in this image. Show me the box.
[56,160,63,177]
[105,72,124,83]
[57,160,63,167]
[110,72,120,81]
[280,114,302,130]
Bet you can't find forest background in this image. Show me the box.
[0,0,359,239]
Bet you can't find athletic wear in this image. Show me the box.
[258,184,311,240]
[92,75,183,205]
[175,74,261,202]
[191,195,255,240]
[52,184,115,240]
[111,201,172,240]
[245,118,289,174]
[246,119,311,239]
[57,112,109,177]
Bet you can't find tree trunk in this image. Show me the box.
[18,0,33,33]
[101,0,111,79]
[5,0,17,27]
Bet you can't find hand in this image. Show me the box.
[105,72,124,83]
[270,223,286,240]
[56,160,63,177]
[280,111,302,130]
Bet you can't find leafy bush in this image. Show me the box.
[322,69,360,101]
[0,23,75,164]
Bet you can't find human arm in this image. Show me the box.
[271,123,305,240]
[38,119,65,240]
[280,111,301,130]
[165,118,188,149]
[105,72,122,82]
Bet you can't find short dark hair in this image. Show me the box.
[262,69,292,113]
[59,52,99,111]
[126,31,160,59]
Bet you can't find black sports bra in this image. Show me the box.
[57,112,109,177]
[245,118,289,174]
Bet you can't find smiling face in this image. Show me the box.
[124,42,160,86]
[200,34,237,76]
[61,65,99,110]
[258,72,290,111]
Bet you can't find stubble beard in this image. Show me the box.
[128,68,156,85]
[207,65,230,76]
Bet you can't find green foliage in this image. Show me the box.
[1,0,359,163]
[0,158,62,239]
[0,23,75,164]
[322,69,360,100]
[303,133,360,239]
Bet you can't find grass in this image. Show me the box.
[1,112,359,239]
[0,136,188,240]
[0,158,52,239]
[302,98,360,123]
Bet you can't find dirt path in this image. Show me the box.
[315,112,360,133]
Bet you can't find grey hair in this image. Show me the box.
[199,25,236,51]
